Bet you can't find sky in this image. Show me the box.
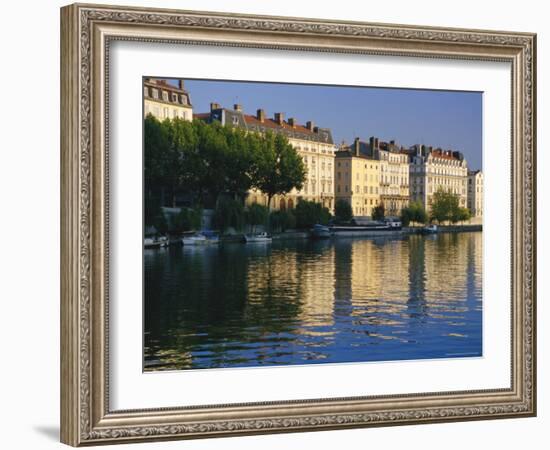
[168,78,482,171]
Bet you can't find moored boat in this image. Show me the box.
[244,232,272,243]
[421,224,438,234]
[310,224,331,239]
[144,235,169,249]
[182,231,219,246]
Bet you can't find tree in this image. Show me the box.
[334,199,353,222]
[451,207,471,224]
[430,189,460,224]
[269,210,296,232]
[294,200,331,229]
[245,203,269,232]
[400,208,412,227]
[170,207,202,233]
[401,201,428,226]
[252,132,307,209]
[372,204,385,221]
[213,197,245,232]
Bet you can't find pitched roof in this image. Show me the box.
[194,107,334,145]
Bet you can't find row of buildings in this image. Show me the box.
[144,78,483,219]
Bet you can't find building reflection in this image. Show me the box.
[144,233,483,371]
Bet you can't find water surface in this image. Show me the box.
[144,232,482,371]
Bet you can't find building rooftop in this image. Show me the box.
[194,105,334,145]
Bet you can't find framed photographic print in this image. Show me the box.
[60,3,536,446]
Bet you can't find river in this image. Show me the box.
[144,232,482,371]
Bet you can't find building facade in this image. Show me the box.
[196,103,337,212]
[143,78,193,121]
[467,170,483,217]
[408,145,468,213]
[369,136,410,217]
[334,138,381,217]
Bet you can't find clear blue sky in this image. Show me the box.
[168,78,482,170]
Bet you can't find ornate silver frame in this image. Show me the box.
[60,3,536,446]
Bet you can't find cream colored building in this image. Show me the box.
[408,145,468,213]
[369,137,410,217]
[334,138,380,217]
[467,170,483,217]
[143,78,193,121]
[196,104,337,212]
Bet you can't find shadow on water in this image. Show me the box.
[144,232,483,371]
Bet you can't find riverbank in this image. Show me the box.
[214,224,482,243]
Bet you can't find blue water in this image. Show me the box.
[144,232,482,371]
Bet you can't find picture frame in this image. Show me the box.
[60,2,536,446]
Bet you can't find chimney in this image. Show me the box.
[306,121,314,131]
[288,117,297,128]
[233,104,242,112]
[178,79,185,90]
[274,112,284,125]
[256,109,265,123]
[354,137,361,157]
[210,102,221,112]
[369,136,380,152]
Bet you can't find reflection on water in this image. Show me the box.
[144,232,482,371]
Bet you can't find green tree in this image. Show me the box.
[430,189,460,224]
[213,197,245,232]
[252,132,307,209]
[372,204,385,221]
[294,200,331,229]
[269,210,296,232]
[245,203,269,232]
[400,208,412,227]
[451,206,471,224]
[170,207,202,233]
[401,201,428,226]
[334,199,353,222]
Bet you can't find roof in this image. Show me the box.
[430,149,463,162]
[195,107,334,145]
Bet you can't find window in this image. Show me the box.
[162,91,169,101]
[143,86,148,97]
[152,88,159,99]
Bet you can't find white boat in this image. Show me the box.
[244,232,272,243]
[310,224,331,239]
[182,232,219,246]
[422,224,438,234]
[144,235,169,249]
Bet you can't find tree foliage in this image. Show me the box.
[372,204,385,221]
[246,203,269,231]
[334,199,353,222]
[269,210,296,232]
[430,189,469,224]
[171,207,202,233]
[251,132,307,209]
[400,201,428,226]
[294,200,331,229]
[213,197,245,232]
[144,116,306,214]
